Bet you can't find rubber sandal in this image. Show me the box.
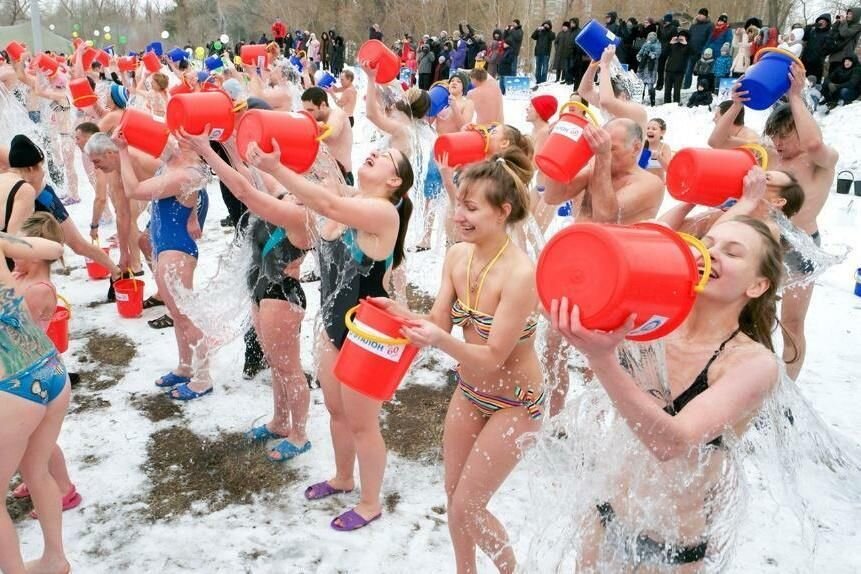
[12,483,29,498]
[61,196,81,206]
[168,382,213,401]
[142,295,165,309]
[148,314,174,329]
[330,509,382,532]
[245,424,287,443]
[268,440,311,462]
[155,372,190,388]
[304,481,353,501]
[132,270,145,277]
[30,486,82,518]
[409,245,430,253]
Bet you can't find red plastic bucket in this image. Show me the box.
[5,41,25,62]
[666,144,768,207]
[82,47,109,70]
[34,53,59,76]
[142,51,161,73]
[240,44,269,68]
[166,91,234,142]
[535,101,600,182]
[738,48,801,111]
[117,56,137,73]
[535,222,711,342]
[114,278,145,318]
[433,125,490,168]
[85,247,111,279]
[69,77,98,108]
[236,109,331,173]
[356,40,400,83]
[333,299,419,401]
[45,295,71,353]
[118,108,170,158]
[169,82,194,97]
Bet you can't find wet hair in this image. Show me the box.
[717,99,745,125]
[393,88,430,119]
[341,69,354,81]
[457,147,534,223]
[771,170,804,218]
[388,151,414,269]
[648,118,667,132]
[151,72,169,90]
[75,122,99,135]
[301,86,329,106]
[764,104,796,138]
[20,213,64,261]
[610,118,643,148]
[499,124,534,158]
[84,132,118,155]
[469,68,488,82]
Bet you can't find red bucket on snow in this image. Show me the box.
[356,40,400,84]
[69,77,97,108]
[114,278,145,318]
[142,51,161,73]
[236,109,331,173]
[34,53,59,76]
[117,56,137,73]
[433,125,490,168]
[45,296,71,353]
[118,108,170,158]
[85,247,111,279]
[5,41,26,62]
[535,101,600,182]
[333,299,419,401]
[240,44,269,68]
[167,91,235,142]
[666,144,768,208]
[536,222,711,342]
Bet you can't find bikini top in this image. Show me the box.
[450,237,538,342]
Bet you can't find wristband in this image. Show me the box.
[90,223,99,229]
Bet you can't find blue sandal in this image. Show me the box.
[168,383,213,401]
[268,439,311,462]
[155,372,190,388]
[246,425,288,443]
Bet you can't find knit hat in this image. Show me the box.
[8,134,44,168]
[531,94,558,122]
[703,48,714,58]
[109,84,128,109]
[663,13,673,23]
[721,42,731,55]
[718,13,729,23]
[698,8,709,17]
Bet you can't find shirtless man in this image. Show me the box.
[709,63,838,380]
[707,99,759,148]
[301,87,354,184]
[467,68,503,125]
[326,69,358,127]
[248,63,295,111]
[526,94,559,232]
[578,46,648,134]
[73,122,113,240]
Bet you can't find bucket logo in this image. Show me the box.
[718,198,738,211]
[552,121,584,143]
[606,31,617,41]
[209,128,224,141]
[347,319,406,363]
[115,292,129,302]
[627,314,669,337]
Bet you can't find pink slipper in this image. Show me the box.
[29,486,82,518]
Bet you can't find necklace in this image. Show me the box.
[466,237,510,300]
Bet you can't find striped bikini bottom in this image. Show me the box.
[456,372,545,420]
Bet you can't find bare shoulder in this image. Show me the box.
[719,339,780,392]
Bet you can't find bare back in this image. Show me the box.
[769,147,835,235]
[469,81,503,125]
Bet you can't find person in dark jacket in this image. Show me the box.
[531,20,555,83]
[828,7,861,65]
[687,78,714,108]
[823,55,861,107]
[553,22,574,82]
[486,29,505,77]
[418,45,435,89]
[369,24,383,41]
[497,41,516,93]
[504,20,524,72]
[656,13,679,90]
[802,14,833,83]
[605,12,628,63]
[331,36,345,76]
[685,8,714,88]
[623,18,642,70]
[665,29,692,104]
[568,18,585,85]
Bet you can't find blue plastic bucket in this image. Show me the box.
[196,71,210,83]
[205,55,223,72]
[575,20,622,62]
[638,148,652,169]
[317,71,336,88]
[167,47,187,63]
[146,42,163,57]
[855,268,861,297]
[738,50,794,110]
[290,55,303,72]
[427,83,450,117]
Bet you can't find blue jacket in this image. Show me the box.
[706,26,733,56]
[450,39,468,70]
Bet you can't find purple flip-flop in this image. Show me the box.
[330,509,382,532]
[304,481,353,501]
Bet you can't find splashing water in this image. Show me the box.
[770,210,850,290]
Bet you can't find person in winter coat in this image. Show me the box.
[751,26,779,60]
[568,18,585,86]
[369,24,383,41]
[553,22,574,82]
[450,33,468,71]
[331,36,345,76]
[687,78,714,108]
[307,33,321,63]
[657,14,679,90]
[714,42,733,89]
[823,55,861,107]
[486,29,505,77]
[320,32,330,70]
[436,42,453,81]
[504,20,524,71]
[636,32,662,105]
[605,12,628,63]
[665,29,692,104]
[732,26,755,77]
[694,47,716,92]
[685,8,714,88]
[623,18,642,69]
[802,14,833,83]
[778,27,805,57]
[531,20,555,83]
[707,13,734,56]
[497,41,516,93]
[418,45,435,90]
[828,8,861,65]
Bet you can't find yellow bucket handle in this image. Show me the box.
[464,123,493,154]
[344,305,409,346]
[316,122,333,142]
[739,143,769,170]
[57,294,71,319]
[679,233,711,294]
[430,80,449,89]
[560,100,600,126]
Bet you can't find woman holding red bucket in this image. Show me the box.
[548,216,787,570]
[177,127,314,462]
[115,131,212,401]
[246,139,413,532]
[375,148,543,572]
[0,230,72,574]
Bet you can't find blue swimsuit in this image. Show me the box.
[0,286,67,405]
[150,190,209,258]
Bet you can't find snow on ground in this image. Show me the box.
[10,82,861,573]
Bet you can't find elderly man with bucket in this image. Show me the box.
[577,45,649,134]
[709,62,838,382]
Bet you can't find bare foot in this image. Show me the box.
[24,556,70,574]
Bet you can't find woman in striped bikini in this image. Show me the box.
[376,147,543,573]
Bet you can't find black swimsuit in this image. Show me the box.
[246,215,307,308]
[597,329,741,565]
[2,180,26,270]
